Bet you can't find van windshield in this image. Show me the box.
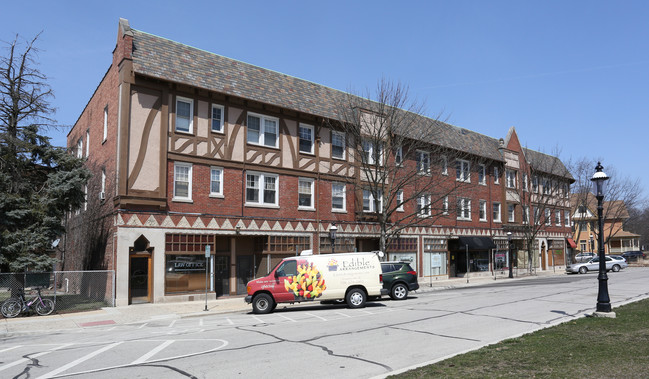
[275,260,298,277]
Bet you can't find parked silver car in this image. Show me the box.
[566,256,627,274]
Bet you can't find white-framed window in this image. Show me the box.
[83,185,87,211]
[443,196,449,215]
[175,96,194,133]
[298,178,315,210]
[416,150,430,174]
[331,131,345,160]
[522,205,530,224]
[394,146,403,166]
[555,210,562,226]
[493,202,501,223]
[101,169,106,195]
[545,208,552,226]
[565,211,571,227]
[396,190,404,212]
[211,104,225,133]
[362,189,383,213]
[534,207,541,225]
[543,177,551,195]
[479,200,487,221]
[478,164,486,185]
[85,130,90,157]
[456,159,470,182]
[361,139,384,165]
[532,175,539,193]
[103,106,108,142]
[210,167,223,197]
[456,197,471,220]
[299,123,314,154]
[506,169,517,189]
[417,194,431,217]
[245,171,278,206]
[332,182,346,212]
[564,183,570,198]
[522,173,529,192]
[247,112,278,148]
[494,166,500,184]
[441,156,448,175]
[173,162,192,201]
[508,204,515,222]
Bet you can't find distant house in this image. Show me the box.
[571,193,640,255]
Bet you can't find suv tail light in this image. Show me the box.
[379,274,383,283]
[407,271,417,276]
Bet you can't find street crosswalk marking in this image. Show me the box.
[131,340,174,364]
[305,312,327,321]
[36,342,123,379]
[0,344,72,373]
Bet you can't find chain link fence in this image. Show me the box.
[0,271,115,316]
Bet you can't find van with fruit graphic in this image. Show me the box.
[245,252,388,314]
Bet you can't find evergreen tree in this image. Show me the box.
[0,34,89,272]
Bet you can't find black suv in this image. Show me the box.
[622,251,646,261]
[380,262,419,300]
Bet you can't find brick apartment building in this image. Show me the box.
[65,19,574,305]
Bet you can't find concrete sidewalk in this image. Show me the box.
[1,270,562,334]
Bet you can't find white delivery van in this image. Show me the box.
[244,251,388,314]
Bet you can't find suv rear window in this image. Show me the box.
[381,263,396,273]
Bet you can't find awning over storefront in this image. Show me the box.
[566,238,577,249]
[451,236,497,251]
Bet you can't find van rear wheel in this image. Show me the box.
[252,293,274,314]
[346,288,366,309]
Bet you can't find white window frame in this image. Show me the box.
[77,138,83,158]
[247,112,279,148]
[545,208,552,226]
[101,169,106,195]
[442,156,448,176]
[443,196,449,215]
[416,150,430,174]
[396,190,404,212]
[361,139,384,166]
[245,171,279,207]
[298,177,315,210]
[479,200,487,221]
[394,145,403,166]
[522,205,530,224]
[173,162,193,202]
[543,177,551,195]
[532,175,539,193]
[534,208,541,225]
[506,169,517,189]
[478,164,486,185]
[457,197,471,221]
[362,189,383,213]
[494,166,500,184]
[175,96,194,134]
[85,130,90,157]
[493,202,501,223]
[332,182,346,212]
[565,211,571,227]
[299,123,315,154]
[103,106,108,142]
[522,173,529,192]
[209,166,224,198]
[508,204,516,222]
[331,131,346,160]
[211,104,225,133]
[456,159,470,182]
[417,194,431,217]
[555,210,562,226]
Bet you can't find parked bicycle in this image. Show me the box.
[1,288,55,318]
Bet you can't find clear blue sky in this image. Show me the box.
[3,1,648,198]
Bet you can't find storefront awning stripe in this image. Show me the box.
[457,236,496,251]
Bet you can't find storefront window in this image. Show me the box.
[165,254,207,294]
[319,236,356,253]
[424,238,447,276]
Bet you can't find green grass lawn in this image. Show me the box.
[394,298,649,378]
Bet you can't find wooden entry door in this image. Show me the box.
[129,254,152,304]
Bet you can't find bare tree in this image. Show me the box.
[326,78,475,253]
[569,158,643,248]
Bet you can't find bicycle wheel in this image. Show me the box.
[35,299,55,316]
[1,299,22,318]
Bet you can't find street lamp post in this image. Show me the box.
[590,234,594,253]
[591,162,613,316]
[329,223,338,254]
[507,232,513,278]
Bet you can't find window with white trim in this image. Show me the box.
[246,171,278,206]
[76,138,83,158]
[479,200,487,221]
[543,177,551,195]
[85,130,90,157]
[494,166,500,184]
[456,159,470,182]
[456,197,471,220]
[299,123,314,154]
[534,207,541,225]
[522,173,529,192]
[396,190,404,212]
[478,164,486,185]
[441,156,448,175]
[416,150,430,174]
[103,106,108,142]
[493,202,501,222]
[417,194,431,217]
[173,162,192,201]
[331,131,345,159]
[545,208,552,226]
[210,167,223,197]
[506,169,517,189]
[508,204,515,222]
[247,113,278,148]
[362,189,383,213]
[101,169,106,196]
[298,178,314,209]
[532,175,539,193]
[394,146,403,166]
[361,139,383,165]
[175,96,193,133]
[522,205,530,224]
[443,196,449,215]
[211,104,224,133]
[555,210,562,226]
[332,182,346,211]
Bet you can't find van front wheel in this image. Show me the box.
[252,293,274,314]
[346,288,366,309]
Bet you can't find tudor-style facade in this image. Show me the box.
[65,19,574,305]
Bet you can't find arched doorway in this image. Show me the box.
[129,235,153,304]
